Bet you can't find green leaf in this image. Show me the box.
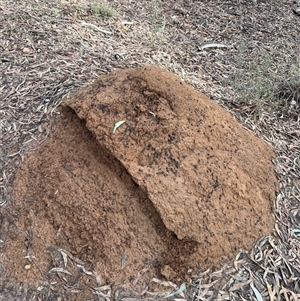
[113,120,126,134]
[250,283,263,301]
[164,283,186,298]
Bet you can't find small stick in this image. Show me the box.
[81,21,112,35]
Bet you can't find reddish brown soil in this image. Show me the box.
[2,66,277,298]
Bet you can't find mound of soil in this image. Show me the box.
[2,66,276,290]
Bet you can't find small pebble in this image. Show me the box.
[22,47,31,54]
[24,264,31,270]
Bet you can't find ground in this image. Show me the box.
[0,0,300,300]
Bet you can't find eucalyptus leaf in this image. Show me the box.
[250,283,263,301]
[164,283,186,298]
[113,120,126,134]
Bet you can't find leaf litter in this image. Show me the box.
[0,0,299,300]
